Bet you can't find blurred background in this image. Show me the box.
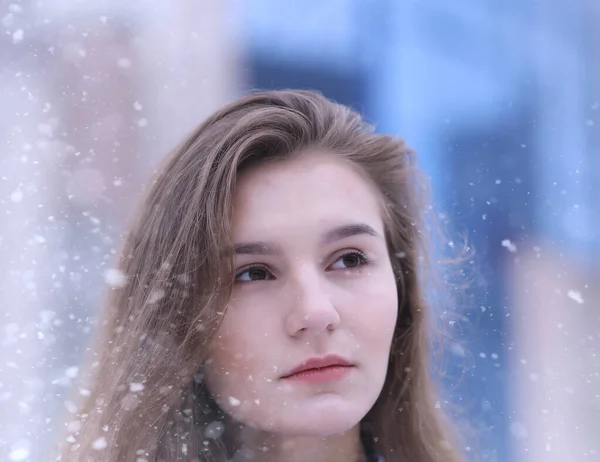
[1,0,599,461]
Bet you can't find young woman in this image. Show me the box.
[58,90,464,461]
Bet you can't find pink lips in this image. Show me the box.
[280,354,355,383]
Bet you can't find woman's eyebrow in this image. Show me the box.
[233,223,380,256]
[321,223,380,244]
[234,241,282,256]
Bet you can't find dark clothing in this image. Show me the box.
[360,425,384,462]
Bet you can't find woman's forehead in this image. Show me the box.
[231,156,385,241]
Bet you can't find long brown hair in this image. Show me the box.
[58,89,464,461]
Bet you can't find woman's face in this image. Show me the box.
[204,152,398,437]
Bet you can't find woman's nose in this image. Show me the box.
[284,268,341,337]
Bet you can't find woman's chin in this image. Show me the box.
[258,407,363,437]
[288,421,358,437]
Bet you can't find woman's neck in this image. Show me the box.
[235,424,366,462]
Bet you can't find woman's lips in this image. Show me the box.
[280,354,355,383]
[282,364,355,383]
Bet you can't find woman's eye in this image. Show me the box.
[235,252,368,282]
[329,251,369,270]
[235,265,273,282]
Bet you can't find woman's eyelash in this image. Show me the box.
[234,264,271,282]
[234,250,370,283]
[329,250,371,270]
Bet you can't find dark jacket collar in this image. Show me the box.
[360,423,384,462]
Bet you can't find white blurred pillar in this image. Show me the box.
[0,64,62,462]
[0,1,240,460]
[508,246,600,462]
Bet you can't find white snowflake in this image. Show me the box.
[92,436,107,450]
[67,420,82,432]
[12,29,24,43]
[129,382,145,392]
[118,57,132,68]
[204,421,225,439]
[509,421,528,439]
[104,268,127,288]
[147,289,165,304]
[10,189,23,203]
[65,400,77,413]
[65,366,79,378]
[8,446,29,461]
[567,290,584,304]
[501,239,517,253]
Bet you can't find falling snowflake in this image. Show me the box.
[67,420,82,432]
[117,57,132,68]
[204,421,225,439]
[8,449,28,461]
[65,366,79,378]
[10,189,23,203]
[509,421,528,439]
[147,289,165,304]
[104,268,127,288]
[92,436,107,450]
[12,29,24,43]
[8,440,30,461]
[65,401,78,413]
[129,382,145,392]
[567,290,584,304]
[501,239,517,253]
[228,396,241,406]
